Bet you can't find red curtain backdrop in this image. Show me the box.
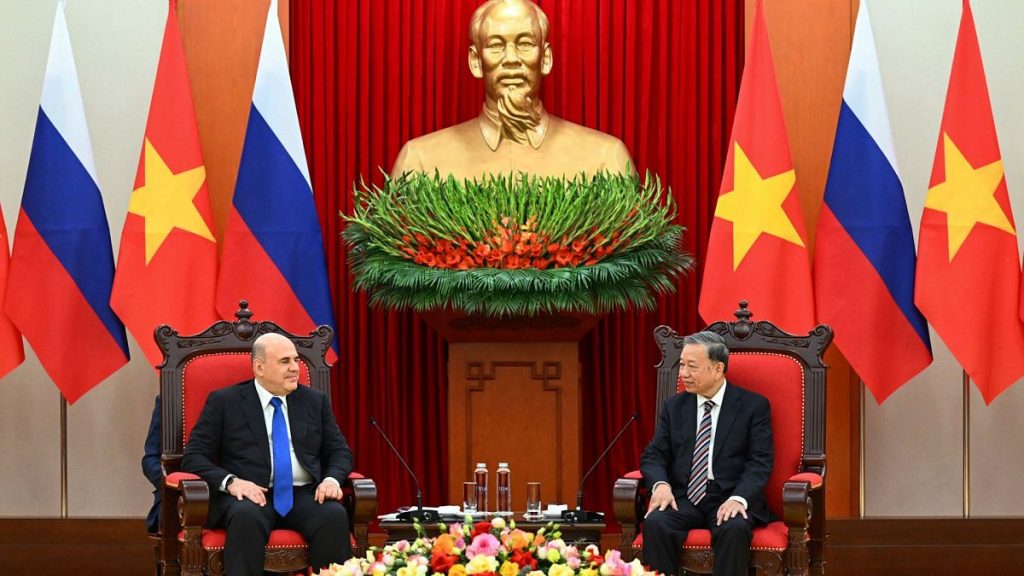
[289,0,743,522]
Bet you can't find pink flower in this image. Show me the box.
[600,550,630,576]
[466,533,501,559]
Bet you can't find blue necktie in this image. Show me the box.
[270,397,293,516]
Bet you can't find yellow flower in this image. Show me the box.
[549,565,574,576]
[467,554,499,574]
[499,560,519,576]
[580,569,599,576]
[546,548,562,563]
[397,566,416,576]
[449,566,467,576]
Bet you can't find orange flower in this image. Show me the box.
[432,533,456,556]
[503,529,532,551]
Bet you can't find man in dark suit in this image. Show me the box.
[142,394,162,534]
[640,331,773,576]
[182,333,353,576]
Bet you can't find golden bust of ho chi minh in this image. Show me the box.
[390,0,634,180]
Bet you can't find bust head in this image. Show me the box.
[468,0,553,138]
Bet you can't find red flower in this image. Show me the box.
[555,248,573,266]
[430,552,458,573]
[471,521,493,537]
[510,549,538,571]
[444,250,462,267]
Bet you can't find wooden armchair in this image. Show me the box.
[153,302,377,576]
[613,302,832,576]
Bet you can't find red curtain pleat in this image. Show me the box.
[290,0,743,522]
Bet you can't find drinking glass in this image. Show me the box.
[463,481,478,513]
[525,482,542,516]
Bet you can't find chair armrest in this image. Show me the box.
[178,478,210,528]
[613,470,647,560]
[344,473,377,558]
[613,471,646,525]
[345,474,377,525]
[781,471,824,536]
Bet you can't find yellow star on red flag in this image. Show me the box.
[924,133,1013,261]
[714,142,802,270]
[128,139,214,264]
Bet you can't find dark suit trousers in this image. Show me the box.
[219,484,351,576]
[642,482,753,576]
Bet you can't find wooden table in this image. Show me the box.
[379,513,605,548]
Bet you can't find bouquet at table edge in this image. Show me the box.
[317,516,660,576]
[342,171,692,317]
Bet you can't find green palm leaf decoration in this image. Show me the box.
[343,171,693,317]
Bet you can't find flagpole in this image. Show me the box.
[859,379,865,518]
[962,369,970,517]
[60,394,68,518]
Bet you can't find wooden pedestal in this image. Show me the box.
[423,309,599,512]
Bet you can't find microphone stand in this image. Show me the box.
[562,412,640,523]
[370,417,438,523]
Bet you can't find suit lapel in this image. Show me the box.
[287,388,308,454]
[682,393,698,469]
[712,383,741,466]
[239,382,271,470]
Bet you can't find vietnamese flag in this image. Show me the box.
[699,0,814,333]
[0,204,25,380]
[110,0,218,367]
[915,0,1024,404]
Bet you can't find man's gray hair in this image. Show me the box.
[469,0,549,45]
[683,331,729,373]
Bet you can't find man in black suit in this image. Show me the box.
[182,333,353,576]
[142,394,163,534]
[640,331,773,576]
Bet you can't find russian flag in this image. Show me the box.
[814,1,931,403]
[4,0,129,403]
[215,0,336,360]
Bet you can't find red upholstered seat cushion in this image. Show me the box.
[165,471,200,489]
[180,528,308,550]
[631,521,794,552]
[180,528,356,550]
[181,352,312,445]
[678,352,805,518]
[790,472,822,489]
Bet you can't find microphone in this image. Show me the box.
[562,412,640,523]
[369,417,439,523]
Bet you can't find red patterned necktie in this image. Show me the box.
[686,400,715,505]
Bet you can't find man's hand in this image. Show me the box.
[315,479,343,503]
[716,498,748,525]
[645,482,677,517]
[228,478,269,506]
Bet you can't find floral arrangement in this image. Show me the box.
[318,517,658,576]
[343,171,692,317]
